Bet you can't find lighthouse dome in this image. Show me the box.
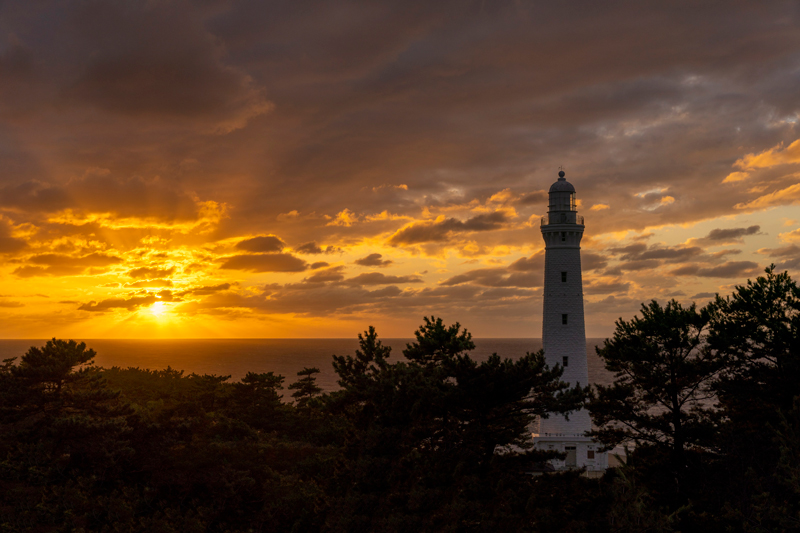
[549,171,576,193]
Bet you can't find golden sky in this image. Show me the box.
[1,1,799,338]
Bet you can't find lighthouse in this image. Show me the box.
[532,170,607,474]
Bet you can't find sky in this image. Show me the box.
[0,0,799,339]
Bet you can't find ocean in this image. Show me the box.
[0,338,613,392]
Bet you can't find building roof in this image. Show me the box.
[549,171,576,193]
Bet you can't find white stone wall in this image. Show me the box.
[535,438,608,472]
[540,223,591,437]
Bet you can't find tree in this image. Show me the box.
[705,266,800,527]
[289,367,322,407]
[587,300,723,498]
[403,316,475,366]
[326,317,585,531]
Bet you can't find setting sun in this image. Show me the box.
[150,301,167,319]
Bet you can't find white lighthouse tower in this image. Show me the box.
[533,170,607,474]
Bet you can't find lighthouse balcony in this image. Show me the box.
[541,214,584,226]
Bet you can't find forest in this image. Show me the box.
[0,266,798,532]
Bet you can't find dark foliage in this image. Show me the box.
[1,272,798,532]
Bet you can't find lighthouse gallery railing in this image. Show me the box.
[541,214,584,226]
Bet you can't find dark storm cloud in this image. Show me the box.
[388,212,509,246]
[236,235,286,253]
[219,253,308,273]
[354,253,393,267]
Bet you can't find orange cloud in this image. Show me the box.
[734,139,800,170]
[779,228,800,243]
[219,253,308,272]
[734,182,800,210]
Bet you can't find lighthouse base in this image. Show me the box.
[532,434,608,473]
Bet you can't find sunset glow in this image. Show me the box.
[0,2,799,339]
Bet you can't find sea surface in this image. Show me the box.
[0,338,612,392]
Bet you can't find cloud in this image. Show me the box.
[295,242,339,254]
[779,228,800,243]
[388,212,509,246]
[64,1,271,131]
[3,1,800,336]
[0,215,29,254]
[582,251,608,271]
[507,253,543,272]
[178,283,233,296]
[690,292,715,299]
[0,236,27,254]
[354,253,393,267]
[344,272,423,285]
[0,299,24,308]
[127,266,176,279]
[296,242,324,254]
[219,253,308,273]
[13,252,123,277]
[440,267,541,288]
[608,243,702,262]
[78,290,180,312]
[735,183,800,211]
[689,225,761,245]
[756,244,800,270]
[584,280,631,295]
[327,209,359,227]
[236,235,286,253]
[519,191,547,205]
[304,266,346,283]
[734,139,800,170]
[670,261,759,278]
[125,279,174,288]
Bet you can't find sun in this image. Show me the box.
[150,301,167,319]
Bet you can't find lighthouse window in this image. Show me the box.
[562,314,568,325]
[561,271,567,282]
[561,233,566,241]
[587,450,595,459]
[562,356,568,367]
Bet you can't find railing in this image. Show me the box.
[541,214,584,226]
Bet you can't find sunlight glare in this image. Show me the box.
[150,301,167,319]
